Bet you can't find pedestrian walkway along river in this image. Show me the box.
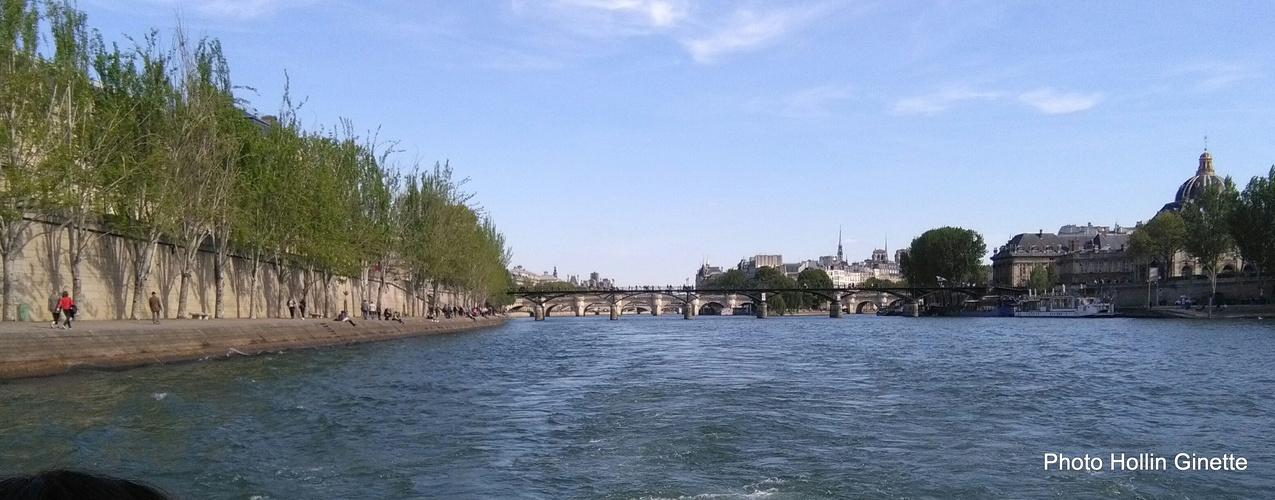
[2,315,1273,498]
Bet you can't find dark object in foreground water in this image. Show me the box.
[0,470,174,500]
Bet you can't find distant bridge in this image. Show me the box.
[507,285,1026,320]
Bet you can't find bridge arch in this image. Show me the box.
[699,301,726,315]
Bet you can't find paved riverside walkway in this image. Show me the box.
[0,315,505,380]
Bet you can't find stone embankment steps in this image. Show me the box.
[0,316,505,380]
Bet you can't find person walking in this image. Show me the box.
[148,292,162,324]
[361,299,369,320]
[50,293,61,329]
[288,297,297,319]
[56,291,74,329]
[299,298,307,319]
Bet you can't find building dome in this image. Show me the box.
[1164,150,1223,211]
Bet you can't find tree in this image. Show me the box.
[900,227,987,286]
[1128,209,1187,281]
[862,276,904,288]
[1026,264,1055,292]
[704,268,748,289]
[1228,167,1275,296]
[796,267,833,309]
[754,266,800,313]
[1181,181,1236,316]
[0,0,59,320]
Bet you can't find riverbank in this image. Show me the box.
[0,315,505,380]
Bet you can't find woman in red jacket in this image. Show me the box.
[56,291,75,329]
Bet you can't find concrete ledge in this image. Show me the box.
[0,316,505,380]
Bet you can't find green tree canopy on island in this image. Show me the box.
[704,268,749,289]
[899,227,987,286]
[796,268,833,309]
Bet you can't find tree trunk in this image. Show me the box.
[322,270,332,317]
[213,228,230,319]
[176,229,208,319]
[68,224,85,313]
[129,229,161,320]
[2,251,16,322]
[1,220,32,321]
[376,260,386,316]
[1209,269,1218,318]
[273,252,286,319]
[247,250,261,319]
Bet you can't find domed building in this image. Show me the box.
[1160,150,1224,212]
[1157,149,1243,278]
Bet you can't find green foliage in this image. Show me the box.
[796,268,833,308]
[1025,264,1055,292]
[861,276,904,288]
[754,266,801,312]
[1228,166,1275,276]
[0,1,515,318]
[900,227,988,286]
[1181,181,1237,310]
[704,268,749,289]
[1128,210,1187,276]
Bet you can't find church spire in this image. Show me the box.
[837,227,844,263]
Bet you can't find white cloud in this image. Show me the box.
[891,87,1001,115]
[556,0,687,27]
[1017,87,1102,114]
[681,4,833,64]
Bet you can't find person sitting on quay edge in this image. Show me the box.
[0,469,174,500]
[334,310,356,326]
[55,291,75,329]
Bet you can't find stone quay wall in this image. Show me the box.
[0,316,505,380]
[9,217,471,322]
[1109,275,1274,309]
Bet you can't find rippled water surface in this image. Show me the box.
[3,316,1275,499]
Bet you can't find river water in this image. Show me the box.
[2,315,1274,499]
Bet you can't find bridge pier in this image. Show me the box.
[534,305,545,321]
[574,297,585,317]
[683,304,693,319]
[830,292,842,318]
[757,293,768,319]
[903,302,920,317]
[610,299,621,320]
[651,294,662,316]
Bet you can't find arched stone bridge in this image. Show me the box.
[508,285,1024,321]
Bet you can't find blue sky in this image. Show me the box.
[80,0,1275,285]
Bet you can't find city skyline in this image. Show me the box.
[79,1,1275,285]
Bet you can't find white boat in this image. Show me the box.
[1014,295,1116,318]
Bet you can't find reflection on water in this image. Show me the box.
[2,316,1274,499]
